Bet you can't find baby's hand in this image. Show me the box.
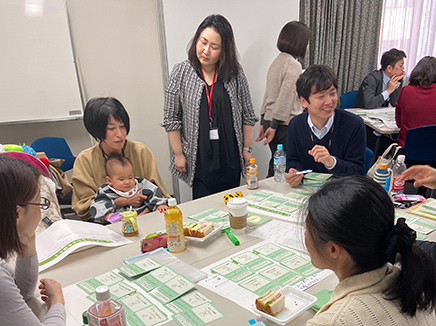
[157,205,168,213]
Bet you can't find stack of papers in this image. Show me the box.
[407,199,436,221]
[302,173,332,186]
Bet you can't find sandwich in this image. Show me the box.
[255,290,285,316]
[183,221,214,238]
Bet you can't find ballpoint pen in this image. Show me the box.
[224,228,240,246]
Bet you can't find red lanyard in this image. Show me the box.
[201,67,217,126]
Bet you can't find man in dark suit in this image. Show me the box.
[354,48,406,108]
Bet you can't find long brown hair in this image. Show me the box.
[0,156,41,260]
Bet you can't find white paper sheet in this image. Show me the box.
[36,220,132,272]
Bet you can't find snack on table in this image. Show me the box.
[184,221,214,238]
[255,290,285,316]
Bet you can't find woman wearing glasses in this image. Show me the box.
[0,156,65,325]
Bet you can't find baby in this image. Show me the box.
[90,155,168,223]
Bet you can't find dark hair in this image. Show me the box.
[105,154,133,177]
[409,56,436,86]
[187,14,239,82]
[307,176,436,316]
[296,64,338,103]
[277,21,311,59]
[0,156,41,260]
[84,97,130,142]
[381,48,407,71]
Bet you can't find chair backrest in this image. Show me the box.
[0,151,50,177]
[31,137,76,172]
[404,125,436,161]
[364,147,374,175]
[340,90,358,109]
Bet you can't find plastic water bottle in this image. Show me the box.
[273,144,286,183]
[391,155,407,195]
[246,158,259,190]
[165,198,185,253]
[87,286,126,326]
[373,163,390,187]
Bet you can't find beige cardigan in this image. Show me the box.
[307,263,436,325]
[260,52,303,126]
[72,140,169,220]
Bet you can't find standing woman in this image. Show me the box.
[0,156,65,325]
[163,14,257,199]
[305,176,436,325]
[256,21,311,177]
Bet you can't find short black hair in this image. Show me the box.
[381,48,406,71]
[105,154,133,177]
[296,64,338,103]
[277,21,311,59]
[187,14,239,82]
[83,97,130,142]
[409,56,436,87]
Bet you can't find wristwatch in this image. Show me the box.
[243,146,253,153]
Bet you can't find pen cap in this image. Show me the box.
[227,197,248,217]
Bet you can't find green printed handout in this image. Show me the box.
[173,302,223,326]
[86,281,136,301]
[238,274,276,296]
[277,201,302,213]
[118,257,161,278]
[302,172,332,185]
[280,255,319,276]
[245,191,273,203]
[253,243,295,262]
[187,208,228,223]
[76,270,124,294]
[260,196,289,208]
[134,265,178,292]
[232,251,271,271]
[211,261,253,282]
[259,264,303,286]
[409,217,436,235]
[120,292,169,326]
[284,188,314,200]
[150,274,196,304]
[166,290,211,313]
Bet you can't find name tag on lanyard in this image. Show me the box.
[202,67,219,141]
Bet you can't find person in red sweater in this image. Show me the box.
[395,56,436,147]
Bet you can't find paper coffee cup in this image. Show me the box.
[227,197,248,230]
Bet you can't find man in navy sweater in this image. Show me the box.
[285,65,366,187]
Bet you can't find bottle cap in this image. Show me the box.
[249,158,256,164]
[168,198,177,207]
[397,155,405,163]
[379,163,387,169]
[277,144,283,150]
[95,286,110,301]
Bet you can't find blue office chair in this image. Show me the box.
[404,125,436,162]
[340,90,358,109]
[364,147,374,175]
[31,137,76,172]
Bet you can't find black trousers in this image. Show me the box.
[262,122,288,178]
[192,176,241,200]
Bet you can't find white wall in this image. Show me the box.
[0,0,173,194]
[0,0,300,199]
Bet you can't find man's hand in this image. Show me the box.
[387,71,406,94]
[308,145,335,168]
[285,168,304,187]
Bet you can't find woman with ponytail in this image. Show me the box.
[305,175,436,325]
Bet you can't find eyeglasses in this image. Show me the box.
[26,197,51,210]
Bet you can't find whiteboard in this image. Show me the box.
[158,0,299,202]
[0,0,82,124]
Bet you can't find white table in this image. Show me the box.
[34,178,435,325]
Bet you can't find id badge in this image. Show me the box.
[209,128,219,140]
